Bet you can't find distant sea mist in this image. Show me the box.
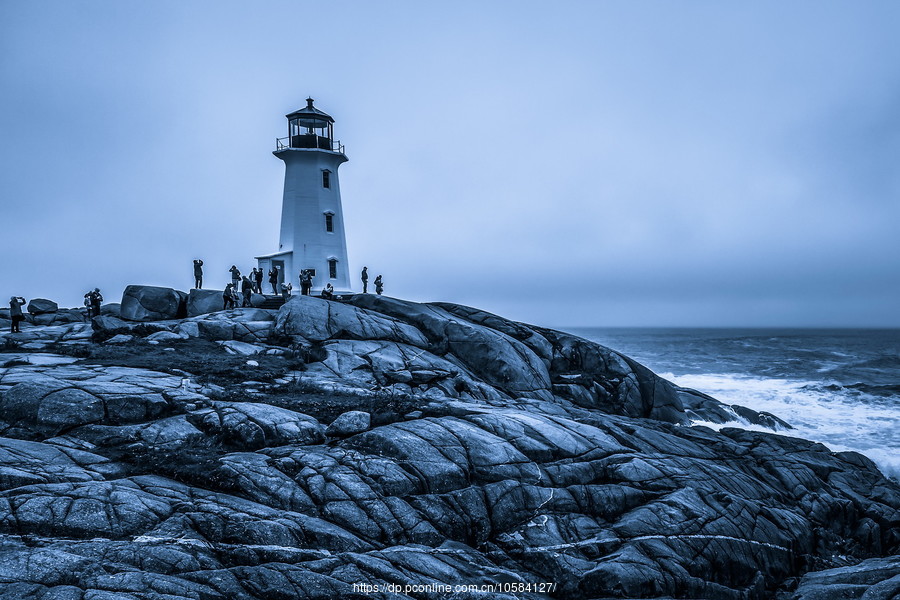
[568,328,900,481]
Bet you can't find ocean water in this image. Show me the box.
[567,328,900,481]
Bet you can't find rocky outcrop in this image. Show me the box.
[31,308,86,327]
[0,294,896,599]
[188,401,325,450]
[120,285,187,322]
[0,323,93,351]
[91,314,131,333]
[789,556,900,599]
[179,308,276,343]
[26,298,58,315]
[325,409,370,437]
[188,289,268,317]
[277,295,429,347]
[187,288,225,317]
[100,302,121,317]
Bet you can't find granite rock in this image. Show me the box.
[0,295,895,599]
[788,556,900,600]
[186,288,226,317]
[120,285,188,322]
[100,302,121,317]
[26,299,58,315]
[325,410,370,437]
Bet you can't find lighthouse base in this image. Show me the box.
[255,251,353,299]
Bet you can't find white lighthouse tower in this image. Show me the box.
[255,98,352,295]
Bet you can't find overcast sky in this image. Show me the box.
[2,1,898,327]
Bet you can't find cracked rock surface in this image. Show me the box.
[0,294,896,599]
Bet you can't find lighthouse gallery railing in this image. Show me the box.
[276,136,345,154]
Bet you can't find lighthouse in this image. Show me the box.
[255,98,352,295]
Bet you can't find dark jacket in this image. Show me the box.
[9,298,24,318]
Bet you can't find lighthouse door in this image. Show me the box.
[272,260,285,285]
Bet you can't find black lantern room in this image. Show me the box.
[286,98,335,150]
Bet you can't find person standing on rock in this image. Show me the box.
[241,276,253,307]
[229,265,241,291]
[253,268,263,294]
[193,259,204,289]
[268,267,279,295]
[280,281,292,300]
[85,288,103,318]
[361,266,369,293]
[223,283,237,309]
[8,296,25,333]
[374,275,383,296]
[299,270,313,296]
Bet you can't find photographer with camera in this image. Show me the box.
[84,288,103,318]
[8,296,26,333]
[193,259,204,289]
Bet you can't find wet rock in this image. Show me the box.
[730,403,792,429]
[677,386,793,430]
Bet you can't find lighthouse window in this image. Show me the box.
[322,170,330,189]
[325,213,334,232]
[328,259,337,279]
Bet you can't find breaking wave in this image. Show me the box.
[666,372,900,481]
[569,328,900,482]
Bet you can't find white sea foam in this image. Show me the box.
[665,371,900,481]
